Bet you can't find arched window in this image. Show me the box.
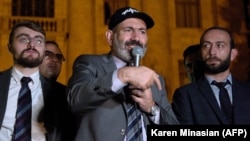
[12,0,54,17]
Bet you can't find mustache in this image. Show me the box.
[21,48,39,55]
[23,48,39,53]
[206,56,220,61]
[125,40,142,47]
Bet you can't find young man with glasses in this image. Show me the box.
[0,20,75,141]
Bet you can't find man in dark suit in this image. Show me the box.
[39,40,77,141]
[67,7,179,141]
[0,20,72,141]
[172,26,250,124]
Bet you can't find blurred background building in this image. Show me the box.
[0,0,249,101]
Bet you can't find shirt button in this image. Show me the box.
[121,129,126,135]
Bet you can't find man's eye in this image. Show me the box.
[36,39,42,44]
[123,28,132,32]
[19,37,28,43]
[186,63,192,68]
[217,43,224,48]
[202,43,210,48]
[45,52,52,56]
[140,30,146,34]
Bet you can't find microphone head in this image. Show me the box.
[132,46,144,57]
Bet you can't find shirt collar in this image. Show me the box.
[11,67,40,84]
[206,73,233,85]
[112,55,127,69]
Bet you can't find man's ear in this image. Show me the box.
[105,30,113,46]
[230,48,238,61]
[8,44,13,53]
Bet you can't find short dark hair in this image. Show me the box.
[199,26,234,48]
[183,44,201,59]
[46,40,59,47]
[8,20,46,45]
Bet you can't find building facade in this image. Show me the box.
[0,0,249,101]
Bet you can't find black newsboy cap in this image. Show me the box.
[108,7,154,30]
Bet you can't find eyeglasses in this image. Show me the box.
[185,63,193,69]
[17,35,45,47]
[44,50,65,62]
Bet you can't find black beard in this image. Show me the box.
[15,57,42,68]
[202,55,231,74]
[14,49,43,68]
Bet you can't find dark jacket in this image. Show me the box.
[172,77,250,124]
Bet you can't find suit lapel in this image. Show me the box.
[198,79,226,124]
[0,68,12,126]
[101,53,151,126]
[39,75,51,100]
[101,53,117,73]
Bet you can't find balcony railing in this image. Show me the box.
[0,16,67,33]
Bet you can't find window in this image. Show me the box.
[12,0,54,17]
[175,0,200,28]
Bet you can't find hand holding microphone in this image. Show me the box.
[129,47,159,114]
[117,46,162,90]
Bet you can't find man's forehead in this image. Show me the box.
[118,18,147,29]
[15,27,45,38]
[204,29,230,39]
[46,44,61,53]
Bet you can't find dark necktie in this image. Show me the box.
[124,86,143,141]
[212,80,232,124]
[125,63,143,141]
[13,77,32,141]
[126,101,143,141]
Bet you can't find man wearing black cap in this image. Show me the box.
[67,7,179,141]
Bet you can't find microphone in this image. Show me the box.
[131,46,144,67]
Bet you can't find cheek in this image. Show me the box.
[10,44,18,52]
[201,51,208,59]
[58,65,62,70]
[141,37,148,45]
[38,48,45,55]
[12,48,23,57]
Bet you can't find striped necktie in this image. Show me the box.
[13,77,32,141]
[126,102,143,141]
[125,63,143,141]
[125,87,143,141]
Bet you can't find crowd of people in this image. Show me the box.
[0,6,250,141]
